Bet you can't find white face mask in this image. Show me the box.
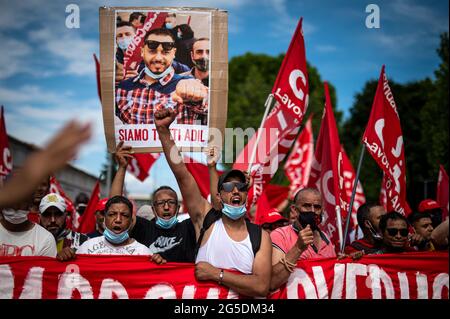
[2,208,29,224]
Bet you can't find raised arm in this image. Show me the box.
[206,146,222,211]
[154,108,211,236]
[109,141,133,197]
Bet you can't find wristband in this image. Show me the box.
[218,269,224,285]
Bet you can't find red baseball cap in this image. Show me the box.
[259,209,288,225]
[96,198,109,212]
[418,199,441,213]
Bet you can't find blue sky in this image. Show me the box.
[0,0,448,197]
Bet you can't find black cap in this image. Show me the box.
[217,169,247,191]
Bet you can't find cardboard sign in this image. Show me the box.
[99,7,228,153]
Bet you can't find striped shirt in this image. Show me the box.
[115,68,206,125]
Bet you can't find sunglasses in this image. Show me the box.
[220,181,248,193]
[386,228,409,237]
[144,40,175,52]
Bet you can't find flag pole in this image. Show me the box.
[340,143,365,253]
[247,94,275,173]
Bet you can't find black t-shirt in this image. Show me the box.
[129,216,197,263]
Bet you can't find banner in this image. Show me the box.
[0,252,447,299]
[308,82,346,246]
[284,114,313,199]
[362,66,409,215]
[0,106,12,178]
[437,165,449,220]
[233,18,309,209]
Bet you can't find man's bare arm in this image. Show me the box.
[0,121,91,208]
[154,108,211,236]
[109,141,133,197]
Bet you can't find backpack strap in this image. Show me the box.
[194,208,222,257]
[245,219,262,256]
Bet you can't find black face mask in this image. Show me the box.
[298,211,322,230]
[193,58,209,72]
[429,211,442,228]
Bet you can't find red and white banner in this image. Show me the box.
[340,144,366,230]
[127,153,160,182]
[0,106,12,178]
[49,176,76,230]
[233,18,309,210]
[284,114,314,199]
[437,165,449,220]
[123,12,167,75]
[363,66,409,215]
[308,82,346,246]
[0,252,447,299]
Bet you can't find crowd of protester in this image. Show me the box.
[0,109,448,297]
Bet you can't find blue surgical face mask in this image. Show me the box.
[117,37,133,51]
[144,66,173,80]
[103,225,130,244]
[165,23,173,29]
[222,203,247,220]
[155,214,178,229]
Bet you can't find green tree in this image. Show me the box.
[341,33,449,208]
[227,53,340,172]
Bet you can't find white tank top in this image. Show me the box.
[195,218,254,274]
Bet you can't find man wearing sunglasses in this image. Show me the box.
[116,28,208,125]
[153,108,272,298]
[378,211,416,253]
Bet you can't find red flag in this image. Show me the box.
[437,165,449,220]
[233,18,309,209]
[123,12,168,75]
[362,66,410,215]
[49,176,76,230]
[308,82,345,246]
[254,191,274,225]
[127,153,160,182]
[264,184,289,208]
[284,114,314,199]
[340,144,366,231]
[185,156,223,200]
[93,54,101,101]
[77,180,100,234]
[0,106,13,178]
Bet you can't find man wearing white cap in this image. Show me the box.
[1,195,56,257]
[39,193,88,260]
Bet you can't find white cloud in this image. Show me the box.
[29,28,98,76]
[0,35,31,79]
[315,44,338,53]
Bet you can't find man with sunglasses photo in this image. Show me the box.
[115,28,208,125]
[269,188,336,291]
[153,108,272,298]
